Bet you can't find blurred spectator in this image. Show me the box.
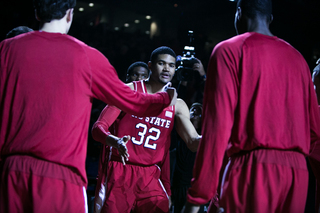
[171,103,209,213]
[6,26,33,38]
[126,61,150,83]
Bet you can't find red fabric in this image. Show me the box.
[93,80,174,212]
[0,155,87,213]
[159,150,171,196]
[111,80,175,166]
[187,32,320,206]
[91,105,121,143]
[218,149,308,213]
[101,161,169,213]
[0,31,171,187]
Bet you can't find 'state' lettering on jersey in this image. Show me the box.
[131,115,172,129]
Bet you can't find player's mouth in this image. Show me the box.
[160,73,170,79]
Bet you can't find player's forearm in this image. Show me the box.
[91,123,111,144]
[105,134,122,148]
[183,134,201,152]
[92,124,124,149]
[176,117,201,152]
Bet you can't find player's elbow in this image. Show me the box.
[91,123,106,143]
[187,135,201,152]
[91,125,100,141]
[187,140,199,152]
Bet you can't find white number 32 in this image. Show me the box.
[131,123,161,150]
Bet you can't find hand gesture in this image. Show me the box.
[116,135,130,165]
[162,82,177,106]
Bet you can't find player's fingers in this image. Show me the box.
[162,82,172,91]
[123,135,131,143]
[121,156,126,166]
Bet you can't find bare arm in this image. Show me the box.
[175,99,201,152]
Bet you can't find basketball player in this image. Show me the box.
[126,61,150,83]
[92,46,201,213]
[0,0,177,212]
[183,0,320,212]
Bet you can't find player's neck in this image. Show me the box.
[145,79,166,94]
[39,20,68,34]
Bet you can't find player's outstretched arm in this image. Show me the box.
[175,99,201,152]
[91,105,130,165]
[105,134,130,165]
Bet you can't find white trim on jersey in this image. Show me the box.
[108,147,113,162]
[133,81,137,91]
[83,186,88,213]
[95,147,113,213]
[155,164,169,199]
[140,80,146,93]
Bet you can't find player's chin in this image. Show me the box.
[159,78,171,85]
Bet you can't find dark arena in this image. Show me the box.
[1,0,320,212]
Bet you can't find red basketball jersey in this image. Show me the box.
[108,80,175,166]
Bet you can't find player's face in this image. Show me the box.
[129,66,149,82]
[150,54,176,85]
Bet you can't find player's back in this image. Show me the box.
[215,32,314,156]
[0,31,98,184]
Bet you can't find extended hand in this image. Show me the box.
[162,82,177,106]
[116,135,130,165]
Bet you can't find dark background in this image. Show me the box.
[1,0,320,73]
[1,0,319,212]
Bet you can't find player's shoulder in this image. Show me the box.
[126,82,134,90]
[175,98,188,114]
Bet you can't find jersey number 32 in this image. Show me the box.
[131,123,160,150]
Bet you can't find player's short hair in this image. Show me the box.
[33,0,76,22]
[150,46,176,63]
[312,59,320,83]
[237,0,272,20]
[127,61,150,76]
[6,26,33,39]
[190,102,203,110]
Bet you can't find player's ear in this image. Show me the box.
[66,8,74,23]
[269,14,273,24]
[236,7,242,21]
[148,61,152,70]
[35,9,40,21]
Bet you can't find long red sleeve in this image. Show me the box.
[91,105,121,144]
[187,32,320,205]
[0,31,171,186]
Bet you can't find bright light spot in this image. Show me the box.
[184,46,195,51]
[174,3,178,7]
[145,31,150,34]
[146,15,151,20]
[89,3,94,7]
[229,0,235,1]
[134,20,140,24]
[115,27,119,31]
[150,21,158,38]
[124,23,129,27]
[79,7,84,12]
